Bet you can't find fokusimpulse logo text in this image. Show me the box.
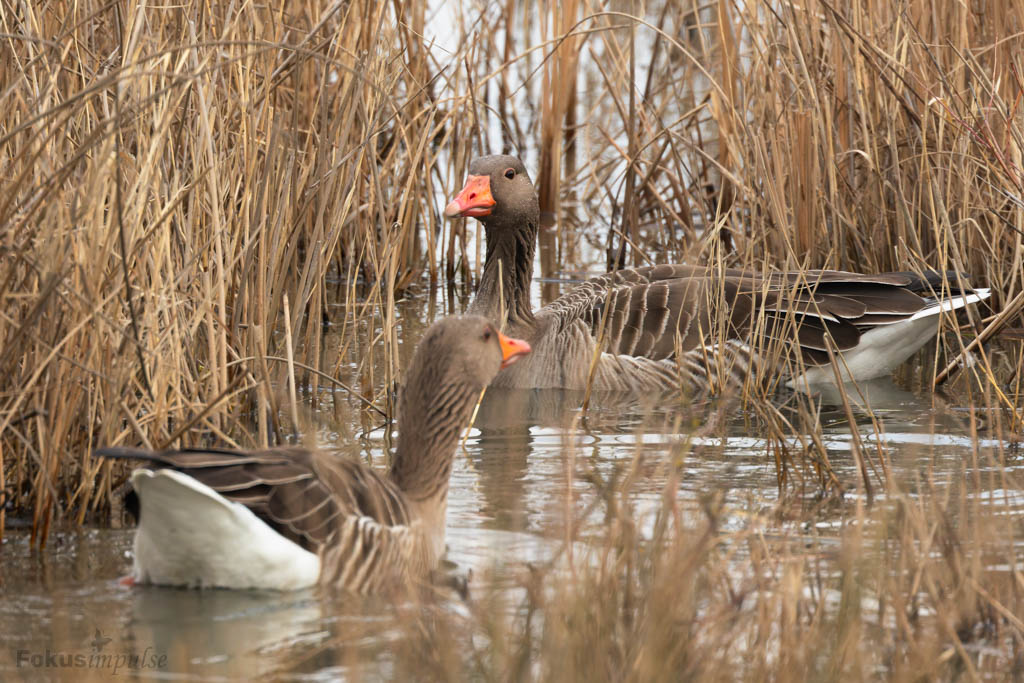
[15,627,167,675]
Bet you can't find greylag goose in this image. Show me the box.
[96,315,531,592]
[445,155,989,392]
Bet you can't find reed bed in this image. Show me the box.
[1,0,1022,678]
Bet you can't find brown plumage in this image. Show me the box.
[445,155,988,392]
[96,315,531,593]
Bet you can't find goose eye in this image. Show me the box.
[482,328,492,342]
[504,168,516,180]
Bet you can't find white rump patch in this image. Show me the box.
[130,469,320,590]
[791,290,989,386]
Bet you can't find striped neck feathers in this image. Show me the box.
[389,378,478,502]
[470,214,538,328]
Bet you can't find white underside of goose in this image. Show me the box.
[790,289,990,386]
[130,469,320,590]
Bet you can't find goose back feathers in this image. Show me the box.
[97,315,531,592]
[446,155,989,392]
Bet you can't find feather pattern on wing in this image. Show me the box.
[97,446,409,553]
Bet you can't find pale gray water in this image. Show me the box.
[2,357,1022,679]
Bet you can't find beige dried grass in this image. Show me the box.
[1,1,1022,676]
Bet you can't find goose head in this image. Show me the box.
[405,315,531,396]
[444,155,539,229]
[392,315,531,499]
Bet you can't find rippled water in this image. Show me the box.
[3,362,1022,679]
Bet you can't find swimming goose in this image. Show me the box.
[96,315,531,592]
[445,155,989,392]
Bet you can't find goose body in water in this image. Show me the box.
[445,155,989,393]
[97,316,530,592]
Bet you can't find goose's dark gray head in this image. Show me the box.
[444,155,538,228]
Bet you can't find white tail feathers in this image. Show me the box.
[792,289,989,386]
[130,469,320,590]
[908,289,990,321]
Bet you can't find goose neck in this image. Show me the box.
[389,382,475,502]
[470,219,537,327]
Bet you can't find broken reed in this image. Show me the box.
[1,1,1021,538]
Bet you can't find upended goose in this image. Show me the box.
[445,155,989,392]
[96,316,531,592]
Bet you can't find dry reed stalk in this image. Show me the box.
[538,0,582,283]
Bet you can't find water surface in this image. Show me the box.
[3,360,1021,678]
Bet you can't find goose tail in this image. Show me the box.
[909,288,990,321]
[128,469,320,590]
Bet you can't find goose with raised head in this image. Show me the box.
[96,315,531,593]
[445,154,989,392]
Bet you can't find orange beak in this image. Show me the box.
[444,175,496,218]
[497,331,531,369]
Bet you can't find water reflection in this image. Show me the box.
[2,370,1020,679]
[472,388,579,533]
